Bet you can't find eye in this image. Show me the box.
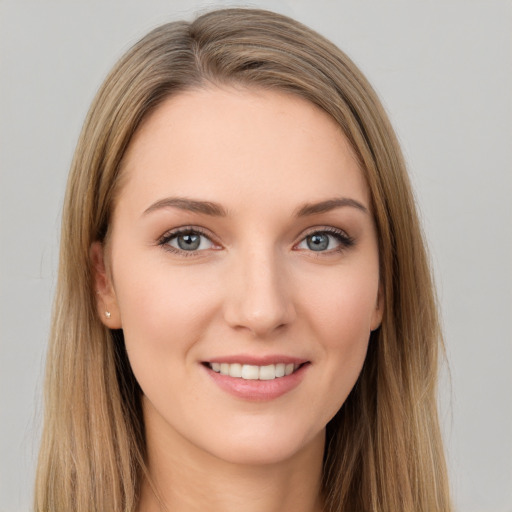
[296,229,354,253]
[159,228,216,253]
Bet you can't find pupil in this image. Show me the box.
[178,233,200,250]
[307,233,329,251]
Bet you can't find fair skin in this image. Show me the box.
[92,87,382,512]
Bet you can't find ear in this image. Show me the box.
[90,241,122,328]
[370,283,384,331]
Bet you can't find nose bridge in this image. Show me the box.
[224,241,295,336]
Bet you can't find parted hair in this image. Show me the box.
[35,8,451,512]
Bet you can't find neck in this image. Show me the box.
[138,400,325,512]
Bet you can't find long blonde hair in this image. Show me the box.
[35,8,451,512]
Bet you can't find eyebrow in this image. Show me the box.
[142,196,368,218]
[295,197,368,217]
[143,197,228,217]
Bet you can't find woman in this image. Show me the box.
[35,7,452,512]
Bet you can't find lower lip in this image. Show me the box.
[203,363,310,401]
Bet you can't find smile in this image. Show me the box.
[206,362,301,380]
[203,360,310,401]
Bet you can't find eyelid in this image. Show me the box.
[294,226,355,252]
[299,225,350,238]
[158,226,221,255]
[156,225,354,256]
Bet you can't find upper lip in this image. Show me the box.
[204,354,310,366]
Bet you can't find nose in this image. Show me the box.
[223,247,296,337]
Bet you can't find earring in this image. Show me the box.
[105,311,111,319]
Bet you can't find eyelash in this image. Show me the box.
[158,227,217,257]
[299,227,355,254]
[157,226,355,256]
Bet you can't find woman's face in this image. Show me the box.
[94,87,382,465]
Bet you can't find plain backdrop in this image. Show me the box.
[1,1,511,511]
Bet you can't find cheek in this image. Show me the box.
[306,265,379,344]
[115,246,218,320]
[300,267,378,414]
[111,253,222,376]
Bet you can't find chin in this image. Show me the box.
[198,425,325,467]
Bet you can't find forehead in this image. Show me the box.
[117,86,369,216]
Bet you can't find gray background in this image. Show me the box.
[1,1,511,510]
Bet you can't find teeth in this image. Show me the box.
[228,363,242,378]
[209,362,301,380]
[241,364,259,380]
[259,364,275,380]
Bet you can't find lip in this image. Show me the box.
[201,356,311,401]
[206,354,309,366]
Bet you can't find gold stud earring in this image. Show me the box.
[105,311,111,319]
